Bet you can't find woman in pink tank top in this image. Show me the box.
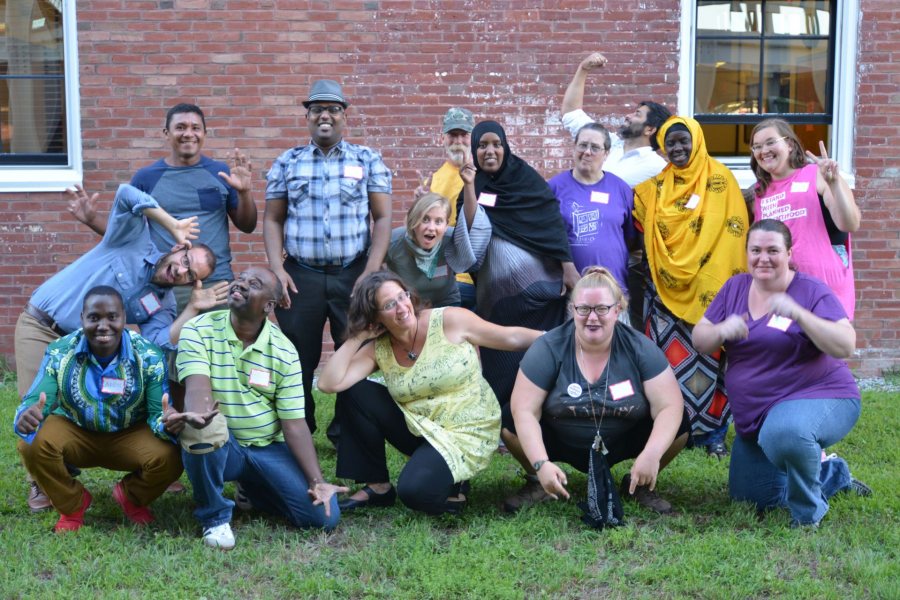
[749,119,860,319]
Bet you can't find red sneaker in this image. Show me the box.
[112,481,154,525]
[54,489,92,533]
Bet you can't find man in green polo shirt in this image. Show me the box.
[173,266,347,549]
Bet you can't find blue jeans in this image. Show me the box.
[457,281,476,312]
[729,398,860,525]
[181,434,340,531]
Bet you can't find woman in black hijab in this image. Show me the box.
[448,120,577,406]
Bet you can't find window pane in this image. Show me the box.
[764,1,830,36]
[761,38,828,113]
[695,39,761,114]
[697,1,762,35]
[0,0,67,162]
[703,123,830,157]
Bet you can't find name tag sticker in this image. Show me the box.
[767,314,793,332]
[477,192,497,207]
[249,369,271,388]
[590,191,609,204]
[790,181,809,193]
[685,194,701,210]
[343,165,363,180]
[609,380,635,401]
[101,377,126,395]
[433,264,448,278]
[567,383,583,398]
[139,293,161,315]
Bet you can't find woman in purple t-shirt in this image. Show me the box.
[692,219,870,527]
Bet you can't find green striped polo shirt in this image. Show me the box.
[176,310,304,447]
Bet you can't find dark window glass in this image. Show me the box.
[0,0,67,166]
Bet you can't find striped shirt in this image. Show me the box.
[264,139,392,266]
[176,310,304,447]
[14,329,170,442]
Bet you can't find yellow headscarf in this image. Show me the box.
[633,116,748,324]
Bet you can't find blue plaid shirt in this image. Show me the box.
[265,139,392,266]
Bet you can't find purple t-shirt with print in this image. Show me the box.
[548,170,636,291]
[704,272,859,437]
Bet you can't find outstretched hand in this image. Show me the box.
[66,185,100,226]
[16,392,47,434]
[218,148,252,192]
[189,280,230,311]
[161,393,220,435]
[172,216,200,248]
[308,481,350,517]
[806,141,840,184]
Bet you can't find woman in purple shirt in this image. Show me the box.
[692,219,870,527]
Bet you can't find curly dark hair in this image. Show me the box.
[345,270,421,340]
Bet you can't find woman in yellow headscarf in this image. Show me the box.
[633,116,748,457]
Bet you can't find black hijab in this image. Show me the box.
[456,121,572,263]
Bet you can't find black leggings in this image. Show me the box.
[335,379,461,515]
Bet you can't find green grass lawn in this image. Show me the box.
[1,384,896,599]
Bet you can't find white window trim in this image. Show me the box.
[0,0,82,192]
[677,0,858,188]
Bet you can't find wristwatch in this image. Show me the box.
[533,459,548,472]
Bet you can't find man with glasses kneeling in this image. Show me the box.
[14,183,222,512]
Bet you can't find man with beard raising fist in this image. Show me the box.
[561,52,671,188]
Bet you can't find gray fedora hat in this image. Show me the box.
[303,79,349,108]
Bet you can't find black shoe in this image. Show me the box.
[338,485,396,512]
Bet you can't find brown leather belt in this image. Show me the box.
[24,303,67,336]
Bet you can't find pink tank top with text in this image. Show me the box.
[754,163,855,319]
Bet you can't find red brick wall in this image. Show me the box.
[1,1,897,378]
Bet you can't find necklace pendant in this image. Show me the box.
[407,351,418,361]
[592,432,602,452]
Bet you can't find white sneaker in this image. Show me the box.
[202,523,235,550]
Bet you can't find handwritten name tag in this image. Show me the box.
[685,194,701,210]
[590,191,609,204]
[101,377,126,395]
[140,293,161,315]
[790,181,809,194]
[477,193,497,207]
[249,369,271,388]
[609,380,635,401]
[343,165,363,180]
[766,314,793,332]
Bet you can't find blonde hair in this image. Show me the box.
[405,192,451,238]
[571,266,628,313]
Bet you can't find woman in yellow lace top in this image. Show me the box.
[318,270,541,516]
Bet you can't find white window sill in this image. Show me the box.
[0,167,83,193]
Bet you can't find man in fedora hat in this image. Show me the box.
[264,79,392,435]
[173,266,347,549]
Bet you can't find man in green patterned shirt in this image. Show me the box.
[174,266,347,549]
[15,286,183,533]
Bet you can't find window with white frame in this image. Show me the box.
[679,0,857,184]
[0,0,81,191]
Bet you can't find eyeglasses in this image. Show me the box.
[379,290,411,312]
[575,142,606,154]
[308,105,344,116]
[179,250,198,283]
[750,136,787,153]
[573,303,617,317]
